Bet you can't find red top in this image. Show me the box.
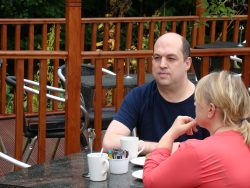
[143,131,250,188]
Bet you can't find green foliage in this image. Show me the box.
[5,84,14,113]
[0,0,64,18]
[202,0,236,18]
[35,25,56,85]
[201,0,247,18]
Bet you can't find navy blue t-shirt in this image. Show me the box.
[114,80,209,142]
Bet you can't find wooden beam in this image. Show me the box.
[65,0,81,154]
[196,0,205,45]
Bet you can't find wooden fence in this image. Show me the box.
[0,15,249,165]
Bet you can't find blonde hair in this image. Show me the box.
[195,71,250,146]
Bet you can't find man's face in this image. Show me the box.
[152,35,190,87]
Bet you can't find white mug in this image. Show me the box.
[87,153,109,181]
[120,136,144,160]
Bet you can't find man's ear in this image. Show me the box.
[185,57,192,71]
[207,103,216,119]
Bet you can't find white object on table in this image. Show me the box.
[130,156,146,166]
[87,152,109,181]
[132,169,143,180]
[120,136,145,160]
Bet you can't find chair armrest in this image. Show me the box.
[0,152,31,168]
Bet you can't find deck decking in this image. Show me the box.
[0,119,64,176]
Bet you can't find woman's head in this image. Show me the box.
[195,71,250,145]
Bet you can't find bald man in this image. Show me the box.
[102,32,209,154]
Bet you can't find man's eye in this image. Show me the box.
[153,56,161,60]
[168,57,176,61]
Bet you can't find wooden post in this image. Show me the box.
[242,0,250,87]
[196,0,205,45]
[65,0,82,154]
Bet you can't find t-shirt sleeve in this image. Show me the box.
[113,88,141,131]
[143,142,200,188]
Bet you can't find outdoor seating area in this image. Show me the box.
[0,1,249,185]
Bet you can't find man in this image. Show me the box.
[102,32,209,154]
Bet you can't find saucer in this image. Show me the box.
[130,156,146,166]
[132,169,143,179]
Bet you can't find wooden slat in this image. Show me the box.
[191,24,198,48]
[125,22,132,74]
[37,24,48,163]
[14,25,23,170]
[93,59,103,150]
[81,24,85,51]
[27,24,34,113]
[91,23,97,65]
[91,23,97,51]
[222,20,228,41]
[222,56,230,70]
[14,59,24,171]
[181,21,187,38]
[171,21,177,32]
[0,24,7,114]
[148,21,155,73]
[210,21,216,42]
[125,22,132,49]
[137,23,143,50]
[200,56,209,77]
[148,21,155,49]
[160,21,166,35]
[233,20,240,43]
[113,22,122,106]
[115,58,124,111]
[137,23,145,84]
[38,59,47,164]
[52,24,61,111]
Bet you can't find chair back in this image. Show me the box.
[80,64,95,111]
[58,64,96,111]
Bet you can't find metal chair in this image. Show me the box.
[0,151,31,168]
[6,76,88,162]
[58,64,116,130]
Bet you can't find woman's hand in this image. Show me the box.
[157,116,197,151]
[168,116,198,140]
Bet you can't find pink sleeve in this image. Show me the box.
[143,143,200,188]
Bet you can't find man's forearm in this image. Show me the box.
[139,141,158,155]
[102,134,122,152]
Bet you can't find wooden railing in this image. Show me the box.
[0,15,249,165]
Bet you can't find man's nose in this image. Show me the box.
[159,57,168,67]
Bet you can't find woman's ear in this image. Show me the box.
[207,103,216,119]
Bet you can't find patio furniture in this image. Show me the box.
[0,152,143,187]
[0,136,7,154]
[194,41,244,78]
[5,76,88,162]
[58,64,116,131]
[0,151,30,168]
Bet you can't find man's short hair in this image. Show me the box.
[181,37,191,59]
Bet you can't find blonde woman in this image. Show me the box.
[144,71,250,187]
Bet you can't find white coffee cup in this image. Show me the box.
[120,136,144,160]
[87,153,109,181]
